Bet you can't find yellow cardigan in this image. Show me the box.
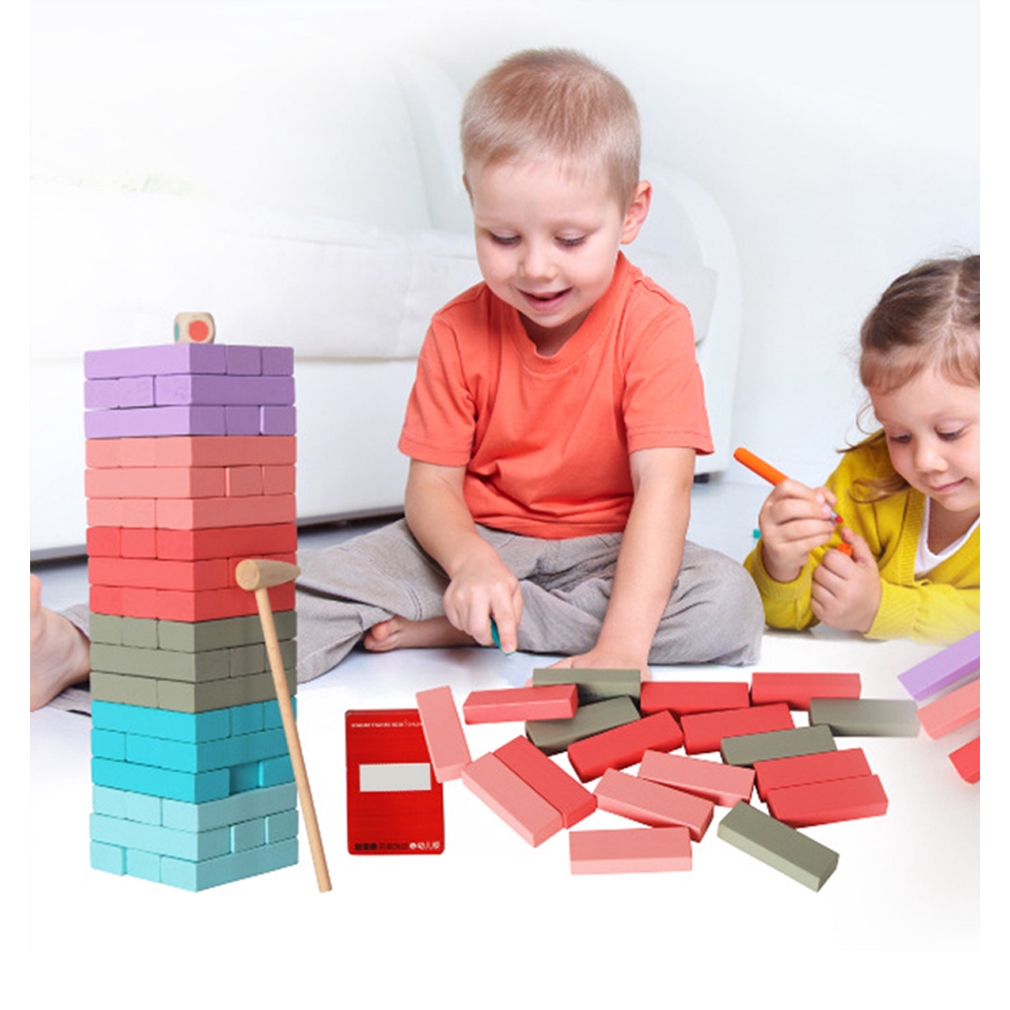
[743,435,980,645]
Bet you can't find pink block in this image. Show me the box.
[680,703,794,755]
[594,769,714,841]
[87,498,156,528]
[415,686,472,782]
[640,681,750,717]
[638,749,754,806]
[917,678,980,739]
[85,466,226,499]
[753,747,872,802]
[461,753,563,847]
[567,710,683,783]
[569,827,692,874]
[766,774,889,827]
[949,736,980,783]
[462,685,578,724]
[155,494,296,530]
[750,672,861,710]
[494,735,596,828]
[224,466,264,498]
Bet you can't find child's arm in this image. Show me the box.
[403,459,523,651]
[551,446,696,675]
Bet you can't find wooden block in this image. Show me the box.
[461,753,563,847]
[156,522,297,560]
[261,346,294,375]
[720,724,837,767]
[154,373,295,406]
[84,343,227,379]
[525,696,640,756]
[260,405,296,435]
[121,528,159,558]
[90,642,232,683]
[753,747,872,801]
[898,632,980,701]
[225,345,260,373]
[766,774,889,827]
[594,769,714,841]
[86,526,122,557]
[224,466,264,498]
[462,684,578,724]
[569,827,692,874]
[415,686,472,782]
[949,736,980,783]
[150,435,295,467]
[155,494,296,530]
[809,698,920,737]
[87,498,156,528]
[90,582,295,624]
[916,678,980,739]
[638,750,754,807]
[532,668,641,703]
[88,557,233,592]
[85,376,155,410]
[680,703,794,755]
[160,837,298,892]
[174,311,216,344]
[493,736,596,828]
[640,680,750,718]
[86,466,226,499]
[85,405,227,439]
[567,710,683,783]
[261,464,296,495]
[717,800,838,891]
[750,672,861,710]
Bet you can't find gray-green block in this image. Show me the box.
[88,613,124,646]
[230,643,267,677]
[156,668,297,713]
[808,698,920,737]
[526,695,640,755]
[159,837,298,891]
[532,668,641,703]
[720,725,837,767]
[157,611,296,652]
[90,642,232,683]
[120,617,160,649]
[717,801,839,891]
[90,671,159,708]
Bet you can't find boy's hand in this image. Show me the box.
[810,530,881,633]
[442,547,523,652]
[759,479,839,582]
[548,648,651,682]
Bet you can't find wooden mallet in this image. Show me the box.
[235,558,331,893]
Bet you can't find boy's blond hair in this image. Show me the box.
[460,49,641,209]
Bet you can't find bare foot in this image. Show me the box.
[363,615,475,653]
[30,575,91,710]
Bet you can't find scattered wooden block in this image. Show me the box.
[532,668,641,703]
[898,632,980,701]
[766,774,888,827]
[567,711,683,783]
[750,672,861,710]
[594,769,714,841]
[639,681,750,718]
[809,698,920,737]
[569,827,692,874]
[638,750,754,807]
[680,703,794,755]
[753,747,873,802]
[720,724,837,767]
[462,685,578,724]
[917,678,980,739]
[949,736,980,784]
[525,696,639,756]
[415,686,472,782]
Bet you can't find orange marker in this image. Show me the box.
[733,447,844,526]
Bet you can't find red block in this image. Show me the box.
[567,710,683,783]
[949,736,980,783]
[224,466,264,498]
[569,827,692,874]
[494,736,596,828]
[261,465,297,495]
[680,703,794,755]
[120,528,158,558]
[640,681,750,718]
[462,752,563,847]
[86,527,122,557]
[750,672,861,710]
[753,747,872,802]
[415,686,472,783]
[917,678,980,739]
[156,494,296,530]
[594,769,714,840]
[766,774,889,827]
[463,685,578,724]
[89,583,294,621]
[88,556,232,591]
[86,435,297,468]
[156,523,297,560]
[638,749,754,806]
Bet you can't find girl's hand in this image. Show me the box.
[810,530,881,633]
[758,480,839,582]
[442,548,523,652]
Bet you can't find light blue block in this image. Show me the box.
[160,783,297,832]
[93,784,162,825]
[159,838,298,892]
[91,728,127,761]
[92,757,230,803]
[125,847,162,882]
[265,809,299,844]
[92,700,231,743]
[231,818,267,853]
[259,754,294,787]
[91,813,231,861]
[90,840,126,875]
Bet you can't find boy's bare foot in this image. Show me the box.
[363,615,475,652]
[30,574,91,711]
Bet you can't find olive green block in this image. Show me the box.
[90,642,232,683]
[532,668,641,704]
[809,698,920,737]
[720,725,837,767]
[526,695,640,756]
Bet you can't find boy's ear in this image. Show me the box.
[620,181,652,244]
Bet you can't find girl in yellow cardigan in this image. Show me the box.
[744,255,979,645]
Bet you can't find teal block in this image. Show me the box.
[124,726,289,774]
[125,847,162,882]
[90,840,126,875]
[231,818,267,853]
[161,783,297,832]
[91,728,127,761]
[159,837,298,892]
[88,613,124,646]
[263,696,296,730]
[265,808,299,844]
[91,813,231,861]
[93,784,163,825]
[92,757,230,803]
[259,754,294,787]
[230,701,265,736]
[230,761,261,793]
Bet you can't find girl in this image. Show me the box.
[744,255,979,645]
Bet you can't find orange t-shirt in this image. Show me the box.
[398,254,713,539]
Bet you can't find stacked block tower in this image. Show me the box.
[84,341,302,890]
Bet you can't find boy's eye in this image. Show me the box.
[938,428,965,441]
[488,233,519,246]
[887,433,911,445]
[557,236,586,248]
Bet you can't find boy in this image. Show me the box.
[31,49,762,709]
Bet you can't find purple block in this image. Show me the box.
[84,344,227,379]
[225,346,262,375]
[261,347,294,376]
[225,405,261,435]
[84,379,124,410]
[154,375,295,406]
[116,376,157,408]
[261,406,296,435]
[84,405,226,438]
[898,632,980,701]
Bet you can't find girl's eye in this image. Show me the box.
[887,433,911,445]
[938,428,964,441]
[489,233,519,246]
[557,236,586,248]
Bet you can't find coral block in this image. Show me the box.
[569,827,692,875]
[766,774,889,827]
[85,435,296,469]
[916,678,980,739]
[493,736,596,828]
[640,681,750,718]
[680,703,794,755]
[754,747,873,802]
[750,672,861,710]
[462,685,578,724]
[88,557,232,592]
[156,523,297,560]
[86,466,227,499]
[567,710,684,783]
[898,632,981,701]
[594,769,714,841]
[415,686,472,782]
[638,750,754,807]
[948,736,980,783]
[90,582,294,622]
[155,494,296,530]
